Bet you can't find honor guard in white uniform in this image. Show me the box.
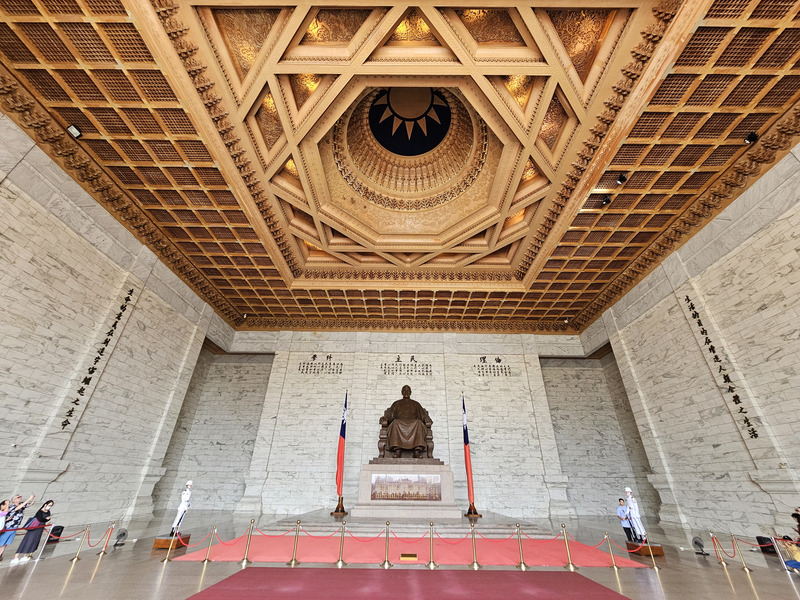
[170,480,192,536]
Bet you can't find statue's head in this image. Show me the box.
[401,385,411,397]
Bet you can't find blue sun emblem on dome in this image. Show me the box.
[368,88,451,156]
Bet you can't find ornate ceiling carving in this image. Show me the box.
[0,0,799,332]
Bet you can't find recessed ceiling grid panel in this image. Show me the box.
[0,0,799,332]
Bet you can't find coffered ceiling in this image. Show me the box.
[1,0,799,333]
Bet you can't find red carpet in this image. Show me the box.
[174,531,646,568]
[187,568,631,599]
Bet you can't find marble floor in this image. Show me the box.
[0,510,798,600]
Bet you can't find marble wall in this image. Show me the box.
[0,115,218,526]
[541,356,658,517]
[153,350,273,512]
[232,335,573,519]
[596,147,800,535]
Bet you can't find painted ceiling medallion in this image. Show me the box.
[333,87,487,210]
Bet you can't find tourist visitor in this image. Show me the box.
[0,493,35,561]
[616,498,633,542]
[11,500,54,564]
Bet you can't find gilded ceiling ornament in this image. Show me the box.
[301,9,372,44]
[454,9,525,45]
[388,9,437,43]
[289,74,322,108]
[501,75,535,110]
[213,9,280,79]
[333,88,488,210]
[254,92,282,149]
[539,95,568,149]
[547,10,614,82]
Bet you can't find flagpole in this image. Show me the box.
[462,392,482,518]
[331,390,348,516]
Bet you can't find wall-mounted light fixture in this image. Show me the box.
[601,195,611,206]
[745,132,759,144]
[616,173,628,185]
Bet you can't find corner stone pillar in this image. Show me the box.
[604,307,690,529]
[126,297,212,522]
[235,350,290,515]
[523,348,576,519]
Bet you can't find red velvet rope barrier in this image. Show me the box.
[476,531,516,543]
[47,527,86,540]
[610,538,645,552]
[254,527,294,537]
[524,530,561,542]
[736,537,783,547]
[434,531,471,545]
[214,530,248,546]
[300,527,339,539]
[86,527,111,548]
[0,524,52,534]
[583,537,607,549]
[391,530,429,543]
[716,538,736,559]
[346,530,385,542]
[176,530,213,548]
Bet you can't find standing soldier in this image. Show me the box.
[625,486,646,542]
[170,480,192,537]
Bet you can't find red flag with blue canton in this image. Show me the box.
[335,392,347,497]
[462,394,475,506]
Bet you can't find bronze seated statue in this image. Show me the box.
[378,385,434,459]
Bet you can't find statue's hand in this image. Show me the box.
[379,417,388,426]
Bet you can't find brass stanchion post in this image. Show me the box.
[710,531,726,566]
[771,536,793,572]
[334,521,347,568]
[161,527,177,563]
[426,522,438,570]
[468,521,482,570]
[645,536,660,571]
[379,521,392,569]
[202,526,216,564]
[35,525,52,563]
[561,523,577,571]
[287,520,301,567]
[71,525,89,563]
[605,532,619,571]
[730,534,751,572]
[97,521,114,556]
[516,524,529,571]
[240,519,255,567]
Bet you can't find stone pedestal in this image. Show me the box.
[350,459,462,521]
[152,535,190,549]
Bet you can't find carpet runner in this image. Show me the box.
[187,568,631,600]
[174,531,646,568]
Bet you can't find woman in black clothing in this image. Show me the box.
[12,500,54,563]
